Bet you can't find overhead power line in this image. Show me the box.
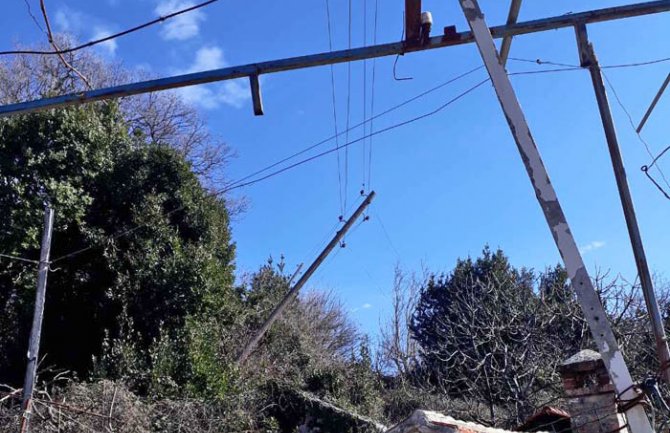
[228,66,601,195]
[344,0,353,212]
[367,0,379,192]
[50,68,491,265]
[223,69,607,193]
[324,0,344,217]
[220,78,491,194]
[603,56,670,69]
[642,146,670,200]
[0,253,40,264]
[2,0,219,56]
[509,55,670,70]
[509,55,670,199]
[361,0,368,195]
[48,61,647,265]
[227,65,486,189]
[602,72,670,191]
[22,0,46,35]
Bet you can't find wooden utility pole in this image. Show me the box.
[21,204,55,433]
[237,192,375,365]
[575,25,670,386]
[457,1,653,433]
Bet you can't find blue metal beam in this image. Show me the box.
[0,0,668,117]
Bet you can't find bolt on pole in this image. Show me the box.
[458,2,653,433]
[21,204,55,433]
[575,24,670,385]
[237,192,376,365]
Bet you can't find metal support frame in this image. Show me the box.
[237,192,375,365]
[458,1,653,433]
[0,1,668,117]
[499,0,523,66]
[637,72,670,132]
[575,24,670,386]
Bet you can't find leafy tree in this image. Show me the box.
[0,104,237,392]
[0,104,129,383]
[0,37,240,394]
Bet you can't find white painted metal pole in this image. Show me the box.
[457,2,653,433]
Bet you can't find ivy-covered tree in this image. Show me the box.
[0,104,237,393]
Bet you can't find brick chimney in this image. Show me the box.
[559,350,628,433]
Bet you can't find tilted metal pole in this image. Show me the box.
[575,24,670,385]
[237,192,376,365]
[0,1,668,117]
[499,0,523,66]
[21,204,55,433]
[637,72,670,133]
[458,2,653,433]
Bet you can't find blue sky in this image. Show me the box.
[2,0,669,338]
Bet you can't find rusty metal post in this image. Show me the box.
[575,24,670,386]
[405,0,422,42]
[458,2,653,433]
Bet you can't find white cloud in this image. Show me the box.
[187,45,224,71]
[580,240,606,255]
[54,7,117,56]
[92,27,118,56]
[155,0,206,41]
[351,303,373,313]
[176,46,250,110]
[54,7,85,32]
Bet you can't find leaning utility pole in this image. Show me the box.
[21,204,55,433]
[237,192,375,365]
[575,25,670,385]
[458,1,653,433]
